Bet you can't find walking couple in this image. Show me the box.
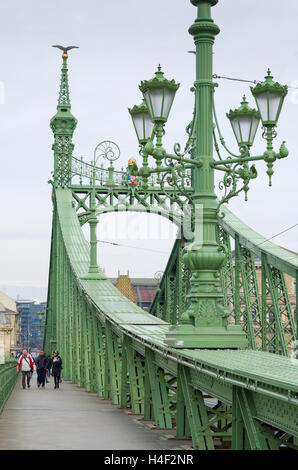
[18,349,63,390]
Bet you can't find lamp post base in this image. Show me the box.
[164,324,248,349]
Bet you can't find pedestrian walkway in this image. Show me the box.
[0,373,189,450]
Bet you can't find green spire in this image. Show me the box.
[50,54,77,188]
[58,57,71,110]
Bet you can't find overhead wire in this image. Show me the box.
[212,73,298,90]
[97,239,169,255]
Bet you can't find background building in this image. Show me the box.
[111,272,157,312]
[0,291,21,357]
[17,300,46,350]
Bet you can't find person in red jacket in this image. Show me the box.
[17,349,35,389]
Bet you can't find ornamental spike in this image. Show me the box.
[52,45,79,109]
[58,58,70,107]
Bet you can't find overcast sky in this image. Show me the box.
[0,0,298,299]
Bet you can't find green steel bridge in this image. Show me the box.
[1,0,298,451]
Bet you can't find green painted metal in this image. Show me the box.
[179,364,214,450]
[43,2,298,451]
[50,56,77,189]
[44,189,298,448]
[232,386,270,450]
[152,225,296,357]
[0,359,18,416]
[145,348,172,429]
[234,235,261,350]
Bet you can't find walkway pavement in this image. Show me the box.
[0,373,189,450]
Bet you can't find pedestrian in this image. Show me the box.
[51,350,62,389]
[46,355,51,383]
[35,350,48,388]
[17,349,35,389]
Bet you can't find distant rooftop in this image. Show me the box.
[0,291,17,313]
[109,277,158,286]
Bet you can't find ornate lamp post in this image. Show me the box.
[128,0,289,349]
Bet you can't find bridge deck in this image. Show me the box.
[0,374,188,450]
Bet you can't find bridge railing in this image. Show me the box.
[150,206,297,357]
[71,156,192,188]
[0,358,18,415]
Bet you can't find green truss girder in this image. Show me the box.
[150,239,191,323]
[234,235,262,350]
[261,254,295,356]
[121,337,145,414]
[105,322,122,405]
[43,188,298,451]
[71,185,192,227]
[145,348,172,429]
[179,364,214,450]
[151,226,296,358]
[217,226,236,315]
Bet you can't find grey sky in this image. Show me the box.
[0,0,297,298]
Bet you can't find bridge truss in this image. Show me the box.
[43,49,298,451]
[44,177,298,450]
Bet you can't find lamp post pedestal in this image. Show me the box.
[164,235,248,349]
[165,325,247,349]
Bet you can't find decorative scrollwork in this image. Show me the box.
[159,161,195,232]
[239,143,250,159]
[217,161,258,217]
[94,140,120,165]
[262,127,277,141]
[154,270,164,282]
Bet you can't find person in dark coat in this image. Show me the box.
[51,350,63,389]
[35,350,48,388]
[46,354,51,383]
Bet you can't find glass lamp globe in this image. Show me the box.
[251,69,288,127]
[139,65,180,123]
[128,100,154,145]
[227,96,260,147]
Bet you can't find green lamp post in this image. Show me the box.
[128,0,288,349]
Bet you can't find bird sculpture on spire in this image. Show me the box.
[52,45,79,59]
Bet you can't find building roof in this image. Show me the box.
[110,277,158,287]
[115,273,138,304]
[111,274,157,306]
[133,287,157,304]
[0,292,17,313]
